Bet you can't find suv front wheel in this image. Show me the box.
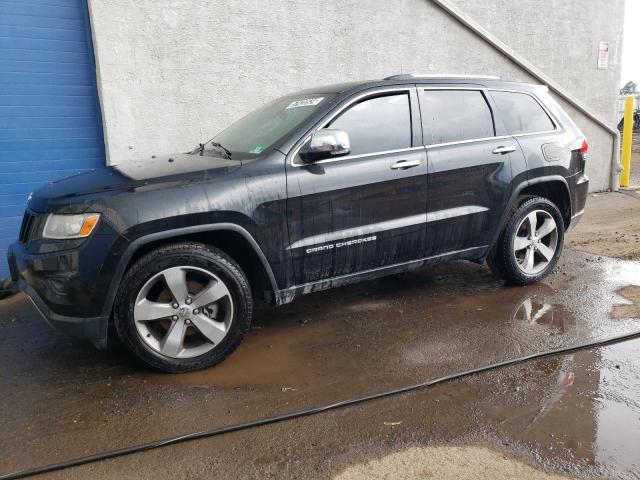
[488,196,565,285]
[114,242,252,372]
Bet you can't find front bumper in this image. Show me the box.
[21,279,109,347]
[7,242,110,348]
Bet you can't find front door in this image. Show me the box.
[285,88,427,285]
[417,88,516,257]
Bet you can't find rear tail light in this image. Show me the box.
[580,138,588,155]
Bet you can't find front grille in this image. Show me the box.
[19,210,37,244]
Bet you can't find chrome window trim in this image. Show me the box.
[419,86,487,90]
[419,87,562,145]
[512,129,561,138]
[287,85,563,168]
[488,88,563,136]
[424,135,512,150]
[292,146,425,166]
[289,86,414,167]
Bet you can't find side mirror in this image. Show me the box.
[299,129,351,163]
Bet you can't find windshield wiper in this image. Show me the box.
[190,141,232,159]
[210,142,232,159]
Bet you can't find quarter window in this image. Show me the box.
[420,90,495,145]
[328,93,411,156]
[491,91,555,134]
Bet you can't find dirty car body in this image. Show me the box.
[7,75,589,370]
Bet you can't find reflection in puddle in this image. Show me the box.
[511,294,573,334]
[595,340,640,473]
[522,354,576,433]
[612,285,640,319]
[482,339,640,477]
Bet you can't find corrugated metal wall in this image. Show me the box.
[0,0,105,278]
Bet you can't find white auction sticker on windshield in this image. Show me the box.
[286,97,324,109]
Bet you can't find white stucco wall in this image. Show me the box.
[87,0,624,191]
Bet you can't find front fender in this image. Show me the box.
[99,222,278,324]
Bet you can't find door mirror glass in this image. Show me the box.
[298,129,351,163]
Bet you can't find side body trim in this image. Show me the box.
[426,205,488,223]
[287,213,426,250]
[274,245,488,305]
[287,205,489,250]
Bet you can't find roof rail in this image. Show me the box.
[383,73,500,80]
[384,73,501,80]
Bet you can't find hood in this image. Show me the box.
[28,153,242,212]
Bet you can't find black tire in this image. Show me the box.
[114,242,252,372]
[489,196,564,285]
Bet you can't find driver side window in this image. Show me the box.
[328,93,412,156]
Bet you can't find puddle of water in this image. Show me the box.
[158,320,328,388]
[595,340,640,474]
[2,251,640,477]
[145,255,640,392]
[460,339,640,479]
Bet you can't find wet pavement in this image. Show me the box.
[1,249,640,479]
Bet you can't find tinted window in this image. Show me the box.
[328,94,411,156]
[420,90,494,145]
[207,93,336,159]
[491,91,555,134]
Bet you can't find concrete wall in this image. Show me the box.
[88,0,624,191]
[451,0,625,191]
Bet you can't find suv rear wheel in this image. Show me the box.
[488,196,564,285]
[114,242,252,372]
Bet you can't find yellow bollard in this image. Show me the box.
[620,96,634,188]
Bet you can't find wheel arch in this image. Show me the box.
[486,175,572,258]
[101,223,279,320]
[518,177,572,229]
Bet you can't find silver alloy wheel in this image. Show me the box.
[133,266,233,359]
[513,209,558,275]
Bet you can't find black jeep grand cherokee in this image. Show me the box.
[7,75,589,372]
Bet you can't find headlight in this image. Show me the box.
[42,213,101,239]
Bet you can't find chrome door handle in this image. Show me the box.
[390,159,421,170]
[492,146,517,155]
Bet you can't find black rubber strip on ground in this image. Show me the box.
[3,330,640,480]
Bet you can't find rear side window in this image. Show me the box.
[420,90,494,145]
[491,91,555,134]
[328,93,411,156]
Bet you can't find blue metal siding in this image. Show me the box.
[0,0,105,278]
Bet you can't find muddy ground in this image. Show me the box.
[1,147,640,479]
[566,137,640,260]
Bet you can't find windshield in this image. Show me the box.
[196,93,336,160]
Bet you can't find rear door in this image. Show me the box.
[418,88,518,257]
[489,89,561,177]
[285,87,427,285]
